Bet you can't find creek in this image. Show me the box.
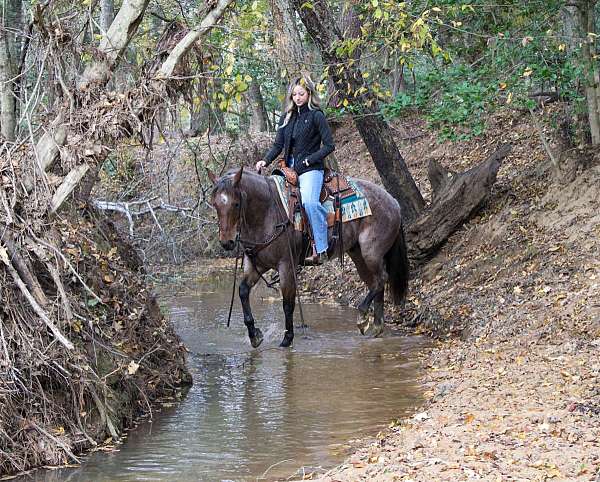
[24,272,426,481]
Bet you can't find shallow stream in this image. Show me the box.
[24,272,426,481]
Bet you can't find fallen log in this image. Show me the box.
[406,143,512,263]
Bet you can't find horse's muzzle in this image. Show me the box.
[220,239,235,251]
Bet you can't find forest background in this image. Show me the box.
[1,0,599,476]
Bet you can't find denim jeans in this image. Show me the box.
[288,157,328,254]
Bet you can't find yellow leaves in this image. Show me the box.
[522,67,533,78]
[499,82,507,90]
[342,99,349,107]
[464,413,475,424]
[52,426,65,435]
[558,43,567,52]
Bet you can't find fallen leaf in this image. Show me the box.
[127,361,140,375]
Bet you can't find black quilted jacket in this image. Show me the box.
[263,104,335,176]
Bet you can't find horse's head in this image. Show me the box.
[209,167,244,251]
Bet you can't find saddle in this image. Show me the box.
[272,159,357,259]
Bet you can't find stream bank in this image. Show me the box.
[288,109,600,480]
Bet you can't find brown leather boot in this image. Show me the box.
[305,251,328,266]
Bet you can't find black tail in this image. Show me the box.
[384,222,409,305]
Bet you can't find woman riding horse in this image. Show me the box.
[209,166,409,348]
[255,74,334,266]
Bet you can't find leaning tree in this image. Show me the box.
[290,0,511,262]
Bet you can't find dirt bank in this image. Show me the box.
[290,107,600,480]
[0,213,191,476]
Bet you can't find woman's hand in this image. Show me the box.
[255,160,267,173]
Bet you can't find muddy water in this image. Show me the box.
[27,274,426,481]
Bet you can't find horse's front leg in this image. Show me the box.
[239,256,264,348]
[278,261,296,347]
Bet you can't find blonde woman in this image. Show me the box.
[255,75,335,265]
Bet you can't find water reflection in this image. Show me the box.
[20,276,426,481]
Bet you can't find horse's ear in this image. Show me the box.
[232,166,243,188]
[206,168,217,185]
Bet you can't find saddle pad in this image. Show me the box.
[271,175,372,231]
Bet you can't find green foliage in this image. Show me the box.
[380,0,585,140]
[382,64,494,140]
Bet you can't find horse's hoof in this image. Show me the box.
[250,328,264,348]
[365,323,385,338]
[357,312,370,335]
[279,332,294,347]
[357,320,370,335]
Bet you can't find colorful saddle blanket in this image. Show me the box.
[271,174,372,231]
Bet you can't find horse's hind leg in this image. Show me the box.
[239,257,264,348]
[348,247,378,335]
[348,246,386,337]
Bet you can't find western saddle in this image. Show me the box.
[272,159,357,259]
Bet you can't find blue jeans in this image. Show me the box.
[289,158,328,254]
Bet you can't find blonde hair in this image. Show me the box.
[279,74,322,129]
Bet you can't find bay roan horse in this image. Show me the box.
[208,167,409,348]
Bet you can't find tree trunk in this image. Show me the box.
[574,0,600,144]
[0,0,21,141]
[0,31,16,141]
[290,0,425,222]
[100,0,115,33]
[327,0,360,108]
[77,0,151,91]
[269,0,305,78]
[247,79,268,133]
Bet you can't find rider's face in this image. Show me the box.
[292,86,309,107]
